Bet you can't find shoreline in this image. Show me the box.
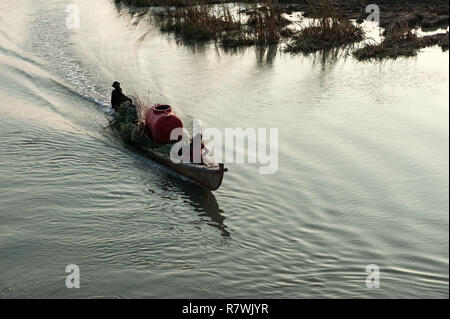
[117,0,449,31]
[115,0,449,60]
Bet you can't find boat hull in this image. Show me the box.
[115,103,226,190]
[133,142,226,191]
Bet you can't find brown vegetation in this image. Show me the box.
[285,18,364,53]
[154,1,290,47]
[116,0,448,59]
[353,30,449,61]
[285,0,364,54]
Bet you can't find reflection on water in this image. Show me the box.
[307,46,353,68]
[255,44,278,66]
[0,0,448,298]
[112,3,284,66]
[120,138,230,236]
[179,183,230,237]
[112,3,376,69]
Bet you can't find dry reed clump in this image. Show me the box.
[154,1,291,47]
[284,0,364,54]
[156,4,241,41]
[353,30,449,61]
[285,18,364,53]
[419,32,449,51]
[115,0,197,7]
[131,93,154,122]
[109,101,140,142]
[246,3,289,46]
[109,89,154,144]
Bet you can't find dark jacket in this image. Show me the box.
[111,88,132,111]
[178,140,205,163]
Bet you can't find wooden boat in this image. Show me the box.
[111,101,227,190]
[133,138,227,191]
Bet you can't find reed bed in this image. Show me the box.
[246,3,290,45]
[285,18,364,53]
[153,1,291,47]
[156,4,241,41]
[131,92,154,122]
[117,0,448,60]
[353,30,449,61]
[120,0,369,53]
[115,0,199,7]
[285,0,364,54]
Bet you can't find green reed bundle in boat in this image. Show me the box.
[109,100,175,157]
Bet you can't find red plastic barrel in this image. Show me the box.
[145,104,183,145]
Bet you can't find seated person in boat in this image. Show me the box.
[111,81,132,112]
[178,133,208,164]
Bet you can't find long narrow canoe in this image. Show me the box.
[130,135,227,191]
[141,145,226,190]
[112,102,227,190]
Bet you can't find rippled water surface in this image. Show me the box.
[0,0,448,298]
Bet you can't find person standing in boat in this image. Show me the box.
[111,81,132,112]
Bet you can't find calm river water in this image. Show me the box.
[0,0,448,298]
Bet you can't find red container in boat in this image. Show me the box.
[145,104,183,145]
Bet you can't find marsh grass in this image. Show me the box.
[353,30,449,61]
[115,0,198,7]
[420,32,449,51]
[156,4,241,41]
[117,0,448,60]
[246,2,290,45]
[285,18,364,53]
[154,1,291,48]
[285,0,364,54]
[123,0,368,53]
